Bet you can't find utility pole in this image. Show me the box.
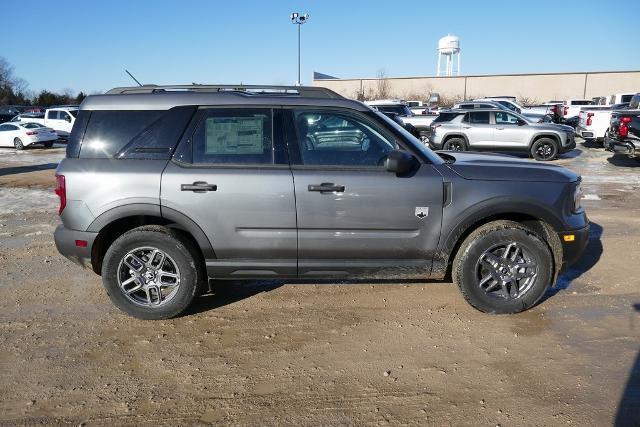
[290,12,309,86]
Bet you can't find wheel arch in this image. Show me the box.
[88,204,214,275]
[442,133,469,145]
[529,132,561,149]
[434,201,563,281]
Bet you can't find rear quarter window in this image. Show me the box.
[432,112,462,123]
[79,110,164,158]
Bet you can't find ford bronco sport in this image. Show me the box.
[54,85,589,320]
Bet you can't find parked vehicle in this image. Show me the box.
[12,107,78,137]
[406,100,424,108]
[0,122,57,149]
[53,84,588,320]
[560,99,592,122]
[0,106,23,124]
[577,102,630,144]
[453,101,507,110]
[428,108,576,161]
[606,94,640,161]
[366,100,437,142]
[473,98,552,122]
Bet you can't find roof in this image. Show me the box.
[82,84,369,111]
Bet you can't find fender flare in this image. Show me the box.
[529,133,561,150]
[438,197,565,260]
[87,203,215,259]
[442,133,469,146]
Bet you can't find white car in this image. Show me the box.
[0,122,58,150]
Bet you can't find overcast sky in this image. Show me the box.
[2,0,638,94]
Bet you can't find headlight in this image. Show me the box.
[573,182,583,212]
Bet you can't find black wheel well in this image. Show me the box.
[91,215,205,276]
[445,212,562,280]
[531,134,560,147]
[442,134,468,145]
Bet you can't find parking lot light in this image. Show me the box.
[290,12,310,86]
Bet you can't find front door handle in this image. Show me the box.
[308,183,345,193]
[496,127,505,130]
[181,181,217,192]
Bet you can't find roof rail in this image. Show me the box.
[104,84,344,99]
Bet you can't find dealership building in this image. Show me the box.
[312,70,640,103]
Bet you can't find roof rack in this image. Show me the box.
[104,84,344,99]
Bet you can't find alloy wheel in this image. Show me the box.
[536,143,554,160]
[475,242,538,301]
[117,247,181,307]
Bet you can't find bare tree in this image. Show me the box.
[375,69,390,99]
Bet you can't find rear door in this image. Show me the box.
[462,111,493,148]
[161,107,297,278]
[285,108,443,279]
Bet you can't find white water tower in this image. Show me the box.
[437,35,461,77]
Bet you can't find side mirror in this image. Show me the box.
[65,116,71,123]
[385,150,418,175]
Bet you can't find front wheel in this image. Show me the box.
[14,138,24,150]
[443,138,467,151]
[101,226,204,320]
[452,221,553,314]
[531,138,558,161]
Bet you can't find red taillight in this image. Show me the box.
[430,124,441,132]
[75,240,88,247]
[563,106,569,116]
[619,116,633,138]
[25,131,37,135]
[551,105,558,114]
[54,174,66,214]
[586,112,594,126]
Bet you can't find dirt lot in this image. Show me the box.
[0,142,639,426]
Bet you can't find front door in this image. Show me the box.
[285,108,443,279]
[492,111,527,148]
[161,107,297,278]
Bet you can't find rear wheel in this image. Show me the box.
[452,221,553,314]
[443,137,467,151]
[43,141,54,148]
[531,138,558,161]
[101,226,204,320]
[13,138,24,150]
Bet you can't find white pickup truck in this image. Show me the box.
[366,100,438,142]
[11,106,79,138]
[577,93,638,144]
[560,99,592,122]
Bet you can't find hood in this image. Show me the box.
[440,151,579,183]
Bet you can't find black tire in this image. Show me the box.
[443,137,467,151]
[43,141,54,148]
[452,220,553,314]
[530,138,558,161]
[14,137,24,150]
[101,226,205,320]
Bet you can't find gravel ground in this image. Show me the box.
[0,143,638,426]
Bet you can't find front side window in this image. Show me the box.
[191,109,273,165]
[293,110,396,167]
[495,111,520,125]
[467,111,490,124]
[60,112,71,122]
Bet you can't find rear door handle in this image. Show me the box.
[181,181,217,192]
[308,183,345,193]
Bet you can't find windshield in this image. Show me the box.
[371,111,443,165]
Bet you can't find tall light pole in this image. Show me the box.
[290,12,309,86]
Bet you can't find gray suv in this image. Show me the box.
[54,85,589,319]
[429,109,576,160]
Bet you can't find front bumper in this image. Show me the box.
[560,135,577,153]
[559,224,590,270]
[54,225,98,269]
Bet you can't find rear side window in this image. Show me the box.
[80,111,163,158]
[47,111,58,120]
[571,100,591,105]
[190,109,273,165]
[467,111,490,124]
[432,112,462,123]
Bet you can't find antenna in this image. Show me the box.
[125,69,143,87]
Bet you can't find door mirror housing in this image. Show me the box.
[385,150,418,175]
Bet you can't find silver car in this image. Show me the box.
[429,109,576,161]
